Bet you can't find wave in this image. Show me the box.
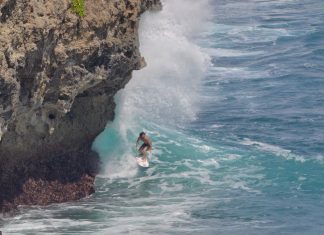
[92,0,212,178]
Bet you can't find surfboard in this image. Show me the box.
[136,156,149,168]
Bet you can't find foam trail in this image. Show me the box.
[93,0,212,178]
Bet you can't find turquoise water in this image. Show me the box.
[2,0,324,234]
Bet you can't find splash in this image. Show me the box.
[93,0,212,178]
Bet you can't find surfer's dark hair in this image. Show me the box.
[139,132,145,137]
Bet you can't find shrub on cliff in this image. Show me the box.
[71,0,85,17]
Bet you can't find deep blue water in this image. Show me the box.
[194,0,324,158]
[1,0,324,234]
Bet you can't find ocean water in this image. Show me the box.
[2,0,324,234]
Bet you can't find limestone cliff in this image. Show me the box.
[0,0,161,212]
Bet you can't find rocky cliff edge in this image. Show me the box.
[0,0,161,213]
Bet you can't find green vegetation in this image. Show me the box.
[71,0,85,17]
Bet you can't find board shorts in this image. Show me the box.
[140,143,150,150]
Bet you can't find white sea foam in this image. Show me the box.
[192,143,216,153]
[118,0,211,128]
[159,181,184,193]
[298,176,307,181]
[3,218,93,233]
[207,48,264,57]
[315,154,324,164]
[240,138,306,163]
[103,154,139,179]
[230,180,261,194]
[197,158,220,168]
[210,124,224,129]
[222,154,242,161]
[207,66,271,80]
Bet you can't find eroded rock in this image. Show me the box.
[0,0,162,212]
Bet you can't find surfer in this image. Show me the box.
[136,132,152,161]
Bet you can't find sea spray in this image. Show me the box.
[93,0,212,177]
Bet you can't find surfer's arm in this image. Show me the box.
[136,137,140,148]
[147,139,153,151]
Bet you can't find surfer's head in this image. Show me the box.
[139,132,146,138]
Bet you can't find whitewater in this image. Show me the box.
[1,0,324,234]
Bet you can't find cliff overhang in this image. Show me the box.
[0,0,162,213]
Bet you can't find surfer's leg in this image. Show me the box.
[138,143,146,154]
[139,144,149,159]
[142,146,148,161]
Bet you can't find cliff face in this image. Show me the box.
[0,0,161,212]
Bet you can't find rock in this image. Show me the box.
[0,0,162,212]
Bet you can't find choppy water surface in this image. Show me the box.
[2,0,324,234]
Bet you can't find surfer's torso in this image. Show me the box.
[140,136,152,150]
